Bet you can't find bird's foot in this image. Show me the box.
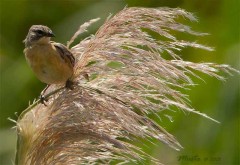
[39,94,48,106]
[65,80,74,90]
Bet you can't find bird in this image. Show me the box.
[23,25,75,104]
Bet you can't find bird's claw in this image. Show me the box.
[39,95,48,106]
[65,80,74,90]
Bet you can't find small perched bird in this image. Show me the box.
[24,25,75,103]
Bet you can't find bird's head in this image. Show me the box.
[24,25,55,47]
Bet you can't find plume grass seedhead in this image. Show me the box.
[16,7,238,165]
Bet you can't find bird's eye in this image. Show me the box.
[36,30,44,35]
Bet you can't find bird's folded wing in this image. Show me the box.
[52,42,75,68]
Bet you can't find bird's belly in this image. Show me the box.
[25,45,73,84]
[34,64,72,84]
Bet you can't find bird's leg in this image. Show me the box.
[65,79,74,90]
[39,84,50,106]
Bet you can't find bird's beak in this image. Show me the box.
[47,31,55,37]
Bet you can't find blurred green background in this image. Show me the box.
[0,0,239,164]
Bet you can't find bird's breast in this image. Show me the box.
[24,44,73,84]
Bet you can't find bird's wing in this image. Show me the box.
[52,42,75,68]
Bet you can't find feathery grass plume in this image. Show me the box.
[16,7,238,165]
